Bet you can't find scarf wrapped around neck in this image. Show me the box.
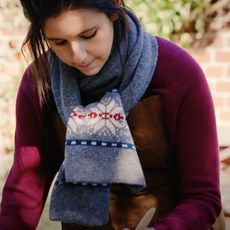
[49,11,158,226]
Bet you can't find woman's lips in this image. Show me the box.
[77,59,95,69]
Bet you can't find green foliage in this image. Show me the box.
[127,0,230,47]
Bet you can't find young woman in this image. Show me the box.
[0,0,222,229]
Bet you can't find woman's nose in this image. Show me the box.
[70,42,87,64]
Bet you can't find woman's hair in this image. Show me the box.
[20,0,128,106]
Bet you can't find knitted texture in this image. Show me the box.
[50,165,110,226]
[49,91,146,225]
[65,90,145,188]
[49,10,158,226]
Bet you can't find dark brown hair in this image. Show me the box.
[20,0,129,106]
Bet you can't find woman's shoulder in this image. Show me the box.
[18,64,36,96]
[17,63,43,113]
[153,36,207,92]
[155,36,205,81]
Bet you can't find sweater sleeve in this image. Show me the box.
[152,38,221,229]
[0,67,60,230]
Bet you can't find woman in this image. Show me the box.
[0,0,221,229]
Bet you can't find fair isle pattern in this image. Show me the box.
[67,90,132,143]
[63,89,146,187]
[65,139,136,150]
[69,110,125,122]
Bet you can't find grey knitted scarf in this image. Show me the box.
[49,11,158,226]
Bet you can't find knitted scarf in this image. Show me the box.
[49,11,158,226]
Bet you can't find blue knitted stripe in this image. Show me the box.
[65,139,136,150]
[55,179,110,188]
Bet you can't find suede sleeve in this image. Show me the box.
[0,67,61,230]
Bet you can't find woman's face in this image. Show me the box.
[43,9,114,76]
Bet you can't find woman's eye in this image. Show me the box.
[52,29,97,46]
[55,40,67,46]
[82,30,97,40]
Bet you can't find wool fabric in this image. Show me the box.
[49,11,158,226]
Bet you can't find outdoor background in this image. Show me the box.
[0,0,229,229]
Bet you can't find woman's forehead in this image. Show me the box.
[43,9,107,37]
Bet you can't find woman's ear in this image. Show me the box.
[113,0,122,6]
[111,13,118,22]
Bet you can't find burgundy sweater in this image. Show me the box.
[0,37,221,230]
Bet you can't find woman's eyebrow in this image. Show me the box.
[45,26,98,41]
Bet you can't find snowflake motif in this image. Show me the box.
[67,93,130,140]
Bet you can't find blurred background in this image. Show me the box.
[0,0,229,229]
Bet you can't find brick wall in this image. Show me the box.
[0,2,27,156]
[0,2,27,77]
[190,29,230,125]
